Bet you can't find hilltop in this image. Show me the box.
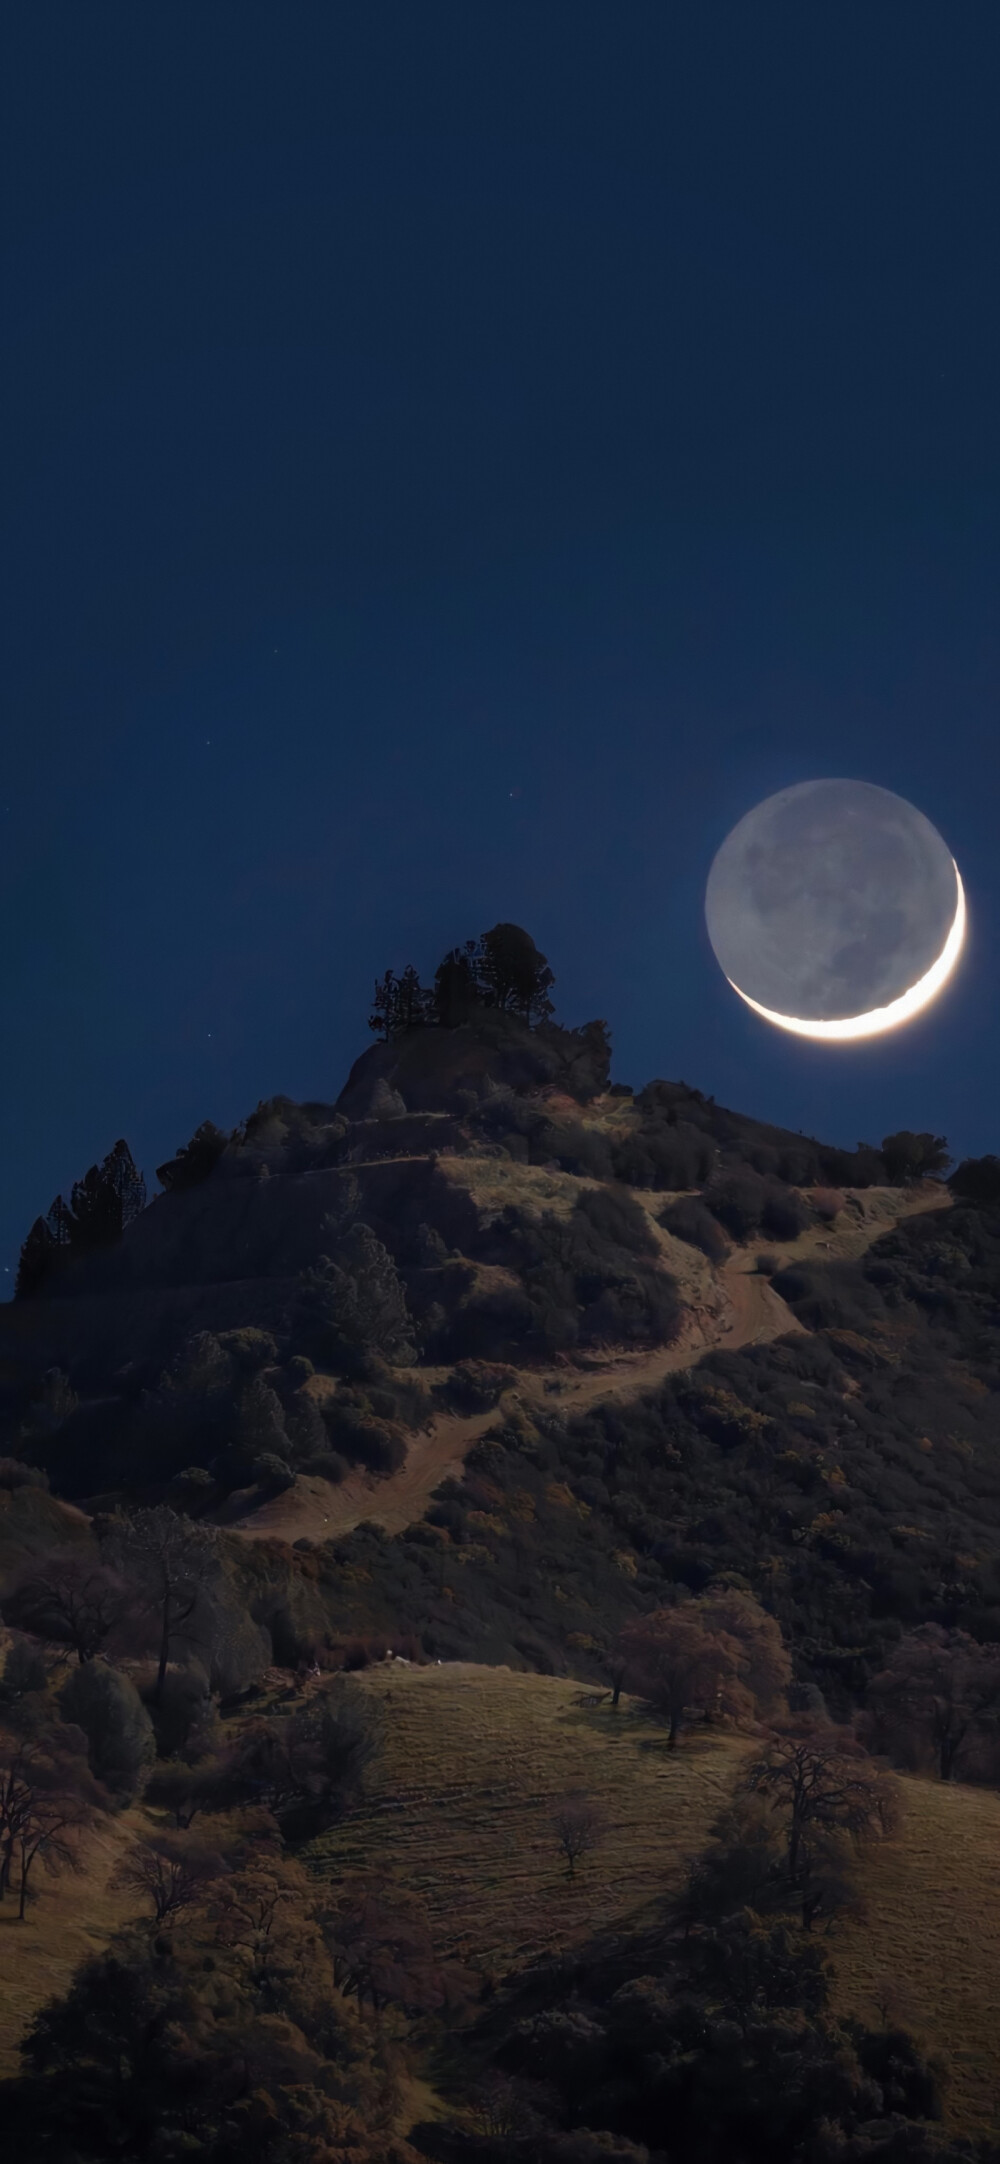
[1,930,999,2160]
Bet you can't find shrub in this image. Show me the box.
[574,1184,658,1256]
[658,1198,729,1263]
[302,1450,349,1484]
[437,1360,517,1413]
[703,1170,767,1241]
[253,1453,295,1496]
[810,1187,844,1222]
[760,1187,811,1241]
[60,1660,156,1797]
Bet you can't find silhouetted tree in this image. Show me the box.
[880,1130,952,1184]
[0,1719,106,1918]
[867,1624,1000,1781]
[478,922,556,1024]
[69,1139,147,1247]
[5,1551,129,1665]
[155,1120,228,1193]
[745,1721,898,1889]
[433,939,485,1026]
[110,1831,227,1925]
[104,1508,216,1703]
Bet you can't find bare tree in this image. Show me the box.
[866,1624,1000,1781]
[5,1550,129,1665]
[0,1719,106,1920]
[110,1831,227,1925]
[104,1507,216,1702]
[551,1790,606,1880]
[744,1721,898,1897]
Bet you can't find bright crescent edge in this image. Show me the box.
[725,863,966,1041]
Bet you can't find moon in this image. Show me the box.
[705,778,965,1041]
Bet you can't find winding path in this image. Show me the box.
[227,1179,950,1545]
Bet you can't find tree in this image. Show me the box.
[208,1851,317,1994]
[68,1139,147,1247]
[551,1790,606,1879]
[110,1831,227,1925]
[615,1607,754,1745]
[368,963,433,1039]
[683,1909,831,2035]
[866,1625,1000,1781]
[104,1508,216,1703]
[0,1718,106,1920]
[478,922,556,1024]
[880,1131,952,1184]
[433,939,485,1027]
[697,1587,793,1718]
[143,1748,231,1828]
[5,1550,129,1664]
[229,1675,382,1837]
[744,1722,898,1893]
[320,1874,473,2015]
[294,1218,416,1374]
[59,1662,155,1797]
[155,1120,228,1194]
[16,1142,146,1294]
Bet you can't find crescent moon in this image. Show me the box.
[724,862,966,1041]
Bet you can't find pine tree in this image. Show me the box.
[477,923,555,1024]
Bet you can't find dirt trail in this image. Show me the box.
[229,1180,949,1545]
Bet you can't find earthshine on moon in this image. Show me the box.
[705,779,965,1041]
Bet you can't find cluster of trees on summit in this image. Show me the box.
[368,921,557,1037]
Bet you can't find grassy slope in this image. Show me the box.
[311,1662,1000,2134]
[0,1808,140,2078]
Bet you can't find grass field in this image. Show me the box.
[308,1662,749,1976]
[310,1661,1000,2134]
[0,1807,140,2078]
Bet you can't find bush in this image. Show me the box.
[437,1360,517,1413]
[60,1660,156,1797]
[658,1198,729,1263]
[703,1171,767,1241]
[760,1187,811,1241]
[302,1450,349,1484]
[810,1187,844,1222]
[253,1453,295,1496]
[574,1184,658,1256]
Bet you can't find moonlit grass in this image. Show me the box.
[725,864,967,1041]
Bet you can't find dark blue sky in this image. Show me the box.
[4,6,1000,1279]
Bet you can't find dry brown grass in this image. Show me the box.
[308,1661,747,1974]
[0,1806,141,2077]
[835,1774,1000,2134]
[310,1662,1000,2132]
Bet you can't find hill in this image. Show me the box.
[1,978,999,2157]
[314,1661,1000,2136]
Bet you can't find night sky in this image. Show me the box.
[4,7,1000,1282]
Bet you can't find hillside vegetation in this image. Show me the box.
[0,932,998,2160]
